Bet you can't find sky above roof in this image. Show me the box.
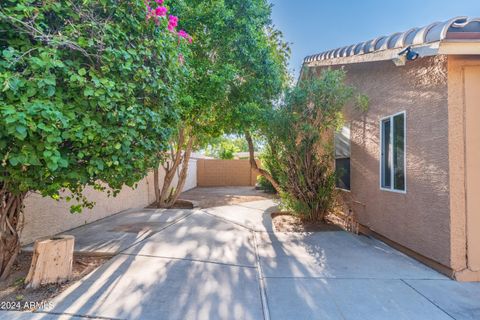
[270,0,479,77]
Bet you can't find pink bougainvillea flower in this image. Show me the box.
[169,15,178,27]
[178,30,193,43]
[155,0,164,4]
[155,6,168,17]
[167,15,179,32]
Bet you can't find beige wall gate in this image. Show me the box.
[465,66,480,273]
[197,159,259,187]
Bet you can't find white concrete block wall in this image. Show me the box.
[183,159,197,191]
[21,160,197,245]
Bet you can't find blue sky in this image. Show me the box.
[270,0,479,77]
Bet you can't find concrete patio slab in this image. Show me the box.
[40,254,263,320]
[265,278,453,320]
[123,211,257,267]
[264,277,341,320]
[203,200,277,232]
[405,279,480,320]
[25,208,193,254]
[235,199,279,212]
[9,199,480,320]
[256,231,447,279]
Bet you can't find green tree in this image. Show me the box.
[223,24,291,192]
[0,0,189,278]
[217,142,238,160]
[153,0,288,207]
[264,70,360,222]
[204,135,256,159]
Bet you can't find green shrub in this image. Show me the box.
[257,175,276,193]
[266,70,356,222]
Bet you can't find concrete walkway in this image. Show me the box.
[3,200,480,320]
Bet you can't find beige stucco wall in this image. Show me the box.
[314,56,453,266]
[21,159,197,245]
[197,159,259,187]
[448,56,480,280]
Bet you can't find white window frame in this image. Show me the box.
[379,111,407,194]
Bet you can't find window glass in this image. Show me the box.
[381,113,406,192]
[393,114,405,190]
[335,158,351,190]
[381,119,391,188]
[335,124,351,190]
[335,125,350,158]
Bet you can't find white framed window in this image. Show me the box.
[380,111,406,193]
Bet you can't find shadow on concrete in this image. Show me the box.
[18,209,264,320]
[6,198,480,320]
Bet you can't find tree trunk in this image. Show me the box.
[245,131,281,193]
[154,168,160,205]
[162,135,195,208]
[154,128,195,209]
[0,190,26,280]
[152,129,185,207]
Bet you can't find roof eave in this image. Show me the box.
[303,40,480,68]
[303,42,441,68]
[438,40,480,54]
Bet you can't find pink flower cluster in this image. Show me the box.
[155,6,167,17]
[178,29,192,43]
[145,0,167,24]
[144,1,192,44]
[146,5,167,23]
[168,15,178,31]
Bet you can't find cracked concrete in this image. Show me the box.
[4,199,480,320]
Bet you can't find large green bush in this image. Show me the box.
[0,0,189,278]
[265,70,357,222]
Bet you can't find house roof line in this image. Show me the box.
[303,16,480,67]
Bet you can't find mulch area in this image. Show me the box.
[179,189,275,209]
[0,251,109,311]
[184,194,275,209]
[147,188,276,209]
[146,199,195,209]
[271,212,342,232]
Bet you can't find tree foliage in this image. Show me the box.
[0,0,189,278]
[153,0,290,207]
[263,70,357,222]
[204,135,257,159]
[213,7,291,189]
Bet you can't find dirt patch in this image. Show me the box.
[191,195,274,209]
[271,212,342,232]
[180,187,276,208]
[0,251,109,311]
[147,199,195,209]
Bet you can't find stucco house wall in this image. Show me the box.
[447,56,480,280]
[21,159,197,245]
[314,56,453,267]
